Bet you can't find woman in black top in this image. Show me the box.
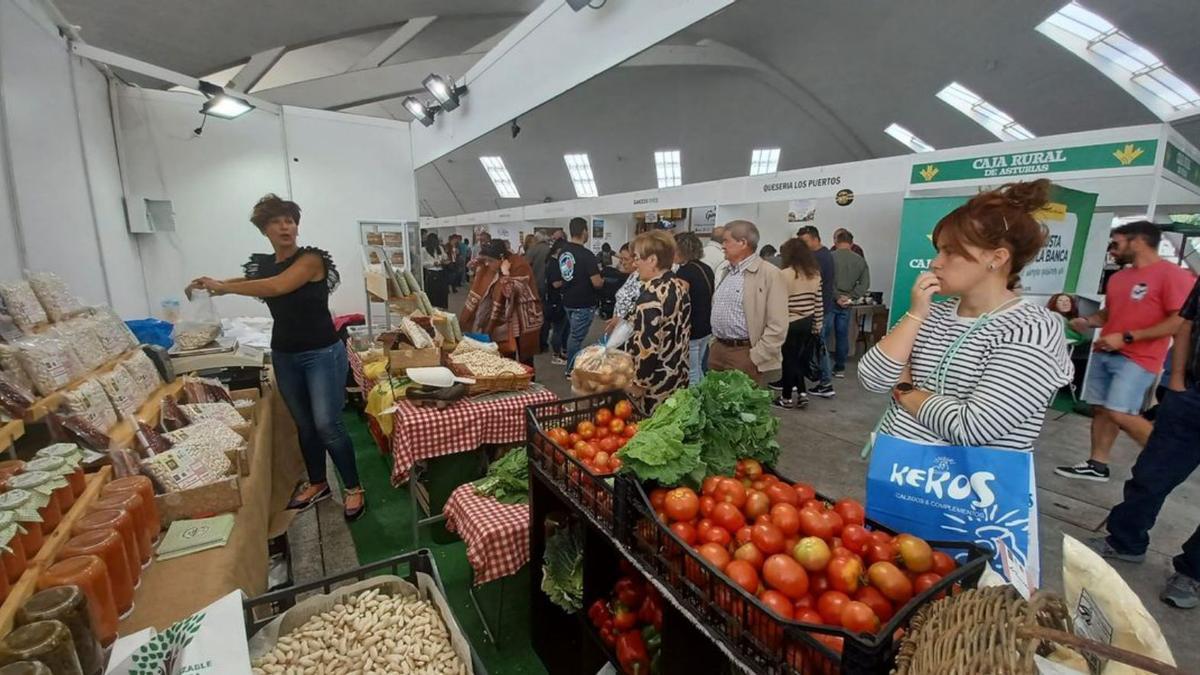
[188,194,365,521]
[673,233,714,385]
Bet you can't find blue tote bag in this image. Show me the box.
[865,433,1039,585]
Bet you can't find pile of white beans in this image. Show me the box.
[251,588,467,675]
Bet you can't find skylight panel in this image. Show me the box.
[884,123,935,153]
[479,156,519,199]
[1038,2,1200,116]
[936,82,1036,142]
[654,150,682,188]
[563,153,598,198]
[749,148,781,175]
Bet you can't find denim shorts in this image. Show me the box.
[1084,351,1158,415]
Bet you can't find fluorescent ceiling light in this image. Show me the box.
[403,96,437,126]
[1038,2,1200,116]
[936,82,1035,142]
[884,123,935,153]
[479,156,520,198]
[563,153,599,198]
[654,150,682,188]
[749,148,781,175]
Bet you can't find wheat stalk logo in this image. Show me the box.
[1112,143,1144,166]
[128,612,206,675]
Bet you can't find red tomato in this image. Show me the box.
[697,543,731,571]
[735,526,753,547]
[714,479,747,508]
[568,433,581,446]
[867,562,914,604]
[931,550,956,576]
[697,519,714,539]
[594,426,611,440]
[608,454,622,471]
[840,601,880,634]
[762,554,809,600]
[765,482,799,507]
[826,555,863,594]
[816,591,851,626]
[623,423,638,438]
[598,436,618,453]
[754,514,774,527]
[791,536,832,573]
[792,482,816,503]
[702,476,722,496]
[752,522,786,555]
[794,607,822,624]
[895,534,934,573]
[793,595,815,610]
[701,525,732,547]
[712,502,747,533]
[608,418,626,435]
[831,545,854,560]
[841,524,872,555]
[744,491,771,520]
[577,421,595,439]
[737,458,764,479]
[649,488,668,511]
[574,442,596,461]
[913,572,942,596]
[547,428,568,446]
[670,521,697,545]
[751,479,769,491]
[854,586,895,622]
[865,540,897,565]
[799,508,834,540]
[592,452,610,470]
[613,400,633,420]
[802,498,826,511]
[871,530,893,544]
[733,542,765,570]
[595,408,613,426]
[816,635,844,654]
[770,504,802,537]
[833,498,866,527]
[822,509,844,537]
[725,560,760,594]
[758,590,794,619]
[809,572,830,597]
[615,437,628,450]
[664,487,700,522]
[699,495,716,518]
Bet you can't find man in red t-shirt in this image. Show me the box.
[1056,221,1195,482]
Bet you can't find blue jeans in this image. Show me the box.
[688,337,710,386]
[1084,351,1157,415]
[273,343,361,489]
[831,305,851,371]
[564,307,596,372]
[550,311,569,355]
[1106,385,1200,579]
[817,311,834,384]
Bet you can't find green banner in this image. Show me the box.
[910,140,1157,184]
[1164,142,1200,190]
[889,185,1097,323]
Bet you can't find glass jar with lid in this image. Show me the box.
[0,661,52,674]
[17,586,103,675]
[0,491,44,557]
[71,510,139,586]
[5,473,63,533]
[0,620,82,674]
[91,493,150,567]
[58,530,134,619]
[0,460,25,490]
[34,445,86,498]
[0,511,27,585]
[37,556,117,648]
[21,458,75,512]
[101,477,159,544]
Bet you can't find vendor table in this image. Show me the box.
[119,384,305,633]
[826,303,889,359]
[443,483,530,586]
[389,386,558,485]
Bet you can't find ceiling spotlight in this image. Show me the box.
[197,80,254,119]
[422,74,467,112]
[403,96,440,127]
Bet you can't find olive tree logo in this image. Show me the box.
[129,612,206,675]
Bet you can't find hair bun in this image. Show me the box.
[1000,178,1051,213]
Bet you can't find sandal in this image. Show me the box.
[343,487,367,522]
[286,481,331,511]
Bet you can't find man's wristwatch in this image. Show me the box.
[1123,331,1134,345]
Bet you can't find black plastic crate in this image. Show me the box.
[614,474,991,675]
[525,391,644,536]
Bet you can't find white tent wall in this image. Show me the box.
[114,89,419,319]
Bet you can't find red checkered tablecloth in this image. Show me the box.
[346,341,368,391]
[443,483,531,586]
[389,386,558,485]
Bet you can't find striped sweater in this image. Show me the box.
[784,270,823,332]
[858,299,1073,450]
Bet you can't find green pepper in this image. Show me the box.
[641,625,662,654]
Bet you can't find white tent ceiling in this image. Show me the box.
[53,0,1200,217]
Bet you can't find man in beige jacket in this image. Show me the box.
[708,220,789,385]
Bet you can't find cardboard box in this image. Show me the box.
[229,388,259,422]
[155,466,241,526]
[386,345,441,373]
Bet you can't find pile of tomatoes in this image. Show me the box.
[544,400,639,476]
[647,459,958,646]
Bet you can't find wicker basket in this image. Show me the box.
[448,362,533,395]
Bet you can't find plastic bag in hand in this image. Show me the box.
[172,290,221,351]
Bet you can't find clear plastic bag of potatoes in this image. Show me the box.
[570,344,637,395]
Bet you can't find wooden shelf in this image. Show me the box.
[106,378,185,450]
[0,420,23,455]
[23,349,141,423]
[0,466,113,637]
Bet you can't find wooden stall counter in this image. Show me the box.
[118,386,305,633]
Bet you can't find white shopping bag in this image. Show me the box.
[106,590,252,675]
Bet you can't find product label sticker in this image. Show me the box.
[1073,588,1113,675]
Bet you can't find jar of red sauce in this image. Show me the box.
[0,491,44,557]
[5,473,62,533]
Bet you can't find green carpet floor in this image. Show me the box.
[341,411,547,675]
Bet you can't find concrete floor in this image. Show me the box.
[287,289,1199,670]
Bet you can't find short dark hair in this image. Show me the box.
[569,217,588,238]
[797,225,820,241]
[1112,220,1162,248]
[834,230,854,244]
[760,244,777,257]
[250,194,301,230]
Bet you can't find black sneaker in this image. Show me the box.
[768,379,783,392]
[833,369,846,379]
[773,396,795,410]
[795,393,809,409]
[1054,460,1110,482]
[809,384,836,398]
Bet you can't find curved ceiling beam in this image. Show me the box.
[348,16,437,72]
[227,46,286,92]
[253,54,480,109]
